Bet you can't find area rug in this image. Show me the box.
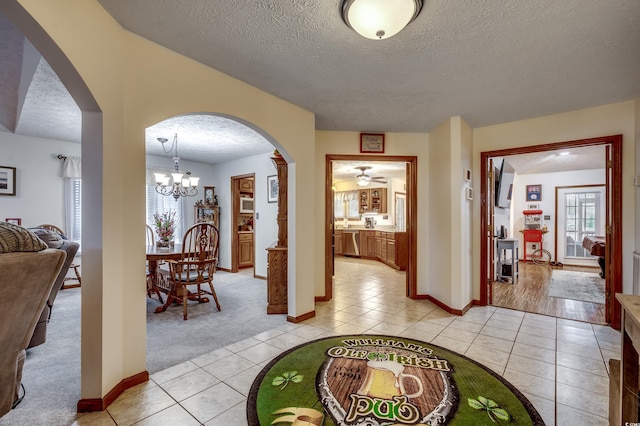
[548,269,605,304]
[248,335,544,425]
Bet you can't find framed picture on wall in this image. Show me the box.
[360,133,385,153]
[526,184,542,201]
[267,175,278,203]
[0,166,16,196]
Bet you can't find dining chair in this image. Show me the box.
[146,224,155,246]
[37,224,81,289]
[145,224,166,302]
[164,222,221,320]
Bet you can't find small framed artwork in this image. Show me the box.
[526,184,542,202]
[267,175,278,203]
[464,168,472,182]
[203,186,215,205]
[5,218,21,225]
[0,166,16,196]
[360,133,385,153]
[465,187,473,200]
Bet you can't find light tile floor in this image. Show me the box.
[73,257,619,425]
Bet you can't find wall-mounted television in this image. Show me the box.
[495,159,514,208]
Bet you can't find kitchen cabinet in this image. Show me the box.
[239,178,254,193]
[360,230,376,258]
[395,232,408,271]
[370,188,387,213]
[372,231,406,270]
[334,230,343,255]
[358,190,370,214]
[238,232,254,268]
[358,188,387,214]
[386,238,396,266]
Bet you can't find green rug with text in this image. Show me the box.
[247,335,544,425]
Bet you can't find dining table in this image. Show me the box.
[146,244,210,313]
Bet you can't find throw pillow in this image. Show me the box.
[29,228,64,249]
[0,222,48,253]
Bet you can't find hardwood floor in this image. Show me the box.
[492,261,606,324]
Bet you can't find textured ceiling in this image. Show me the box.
[97,0,640,132]
[0,1,638,169]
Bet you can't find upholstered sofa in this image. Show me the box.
[27,228,80,348]
[0,223,66,417]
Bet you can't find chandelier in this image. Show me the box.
[154,133,200,201]
[341,0,423,40]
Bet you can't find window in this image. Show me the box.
[146,185,184,243]
[64,178,81,245]
[334,191,359,219]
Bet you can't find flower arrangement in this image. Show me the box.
[153,210,176,247]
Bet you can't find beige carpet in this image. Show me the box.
[2,269,287,426]
[548,269,605,304]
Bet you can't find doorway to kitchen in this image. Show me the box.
[324,155,417,302]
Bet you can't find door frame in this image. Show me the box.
[324,155,418,301]
[480,135,622,329]
[230,173,255,273]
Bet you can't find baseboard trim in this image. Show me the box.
[77,371,149,413]
[422,295,472,316]
[287,310,315,323]
[315,295,330,302]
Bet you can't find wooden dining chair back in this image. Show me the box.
[145,224,166,302]
[37,224,82,289]
[165,223,221,320]
[146,224,155,246]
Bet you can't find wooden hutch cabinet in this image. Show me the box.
[194,204,219,228]
[267,155,288,314]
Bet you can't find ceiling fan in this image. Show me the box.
[355,166,387,187]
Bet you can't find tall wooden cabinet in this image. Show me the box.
[194,203,220,228]
[267,155,288,314]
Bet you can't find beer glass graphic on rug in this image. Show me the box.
[357,360,424,399]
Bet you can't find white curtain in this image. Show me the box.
[62,156,81,245]
[334,190,358,218]
[62,156,81,179]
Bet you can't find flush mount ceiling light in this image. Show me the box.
[341,0,423,40]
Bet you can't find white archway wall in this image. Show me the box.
[15,0,315,401]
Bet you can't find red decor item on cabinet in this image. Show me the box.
[522,229,543,261]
